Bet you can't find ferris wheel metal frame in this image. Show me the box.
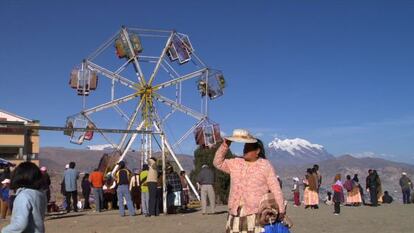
[67,26,226,211]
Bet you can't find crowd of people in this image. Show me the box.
[290,167,414,216]
[58,159,192,217]
[0,156,195,232]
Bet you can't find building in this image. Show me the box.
[0,109,40,166]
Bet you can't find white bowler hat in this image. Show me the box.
[224,129,257,143]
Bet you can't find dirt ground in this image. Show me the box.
[1,203,414,233]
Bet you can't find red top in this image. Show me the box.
[89,171,104,188]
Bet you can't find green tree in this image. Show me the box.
[190,144,233,204]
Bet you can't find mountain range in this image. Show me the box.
[40,137,414,201]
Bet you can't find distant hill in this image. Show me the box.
[40,147,195,173]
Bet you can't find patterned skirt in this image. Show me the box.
[225,207,264,233]
[303,187,319,205]
[346,187,362,204]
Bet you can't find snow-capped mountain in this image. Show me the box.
[267,138,334,165]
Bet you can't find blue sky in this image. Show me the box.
[1,0,413,163]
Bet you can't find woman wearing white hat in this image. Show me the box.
[0,179,11,219]
[214,129,285,233]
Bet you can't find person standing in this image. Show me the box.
[180,171,190,209]
[366,169,379,207]
[399,172,413,204]
[353,174,365,205]
[166,165,182,214]
[103,175,117,210]
[374,170,383,204]
[0,179,11,219]
[303,168,319,209]
[197,164,216,215]
[129,168,141,211]
[89,168,104,212]
[140,164,149,216]
[313,164,322,193]
[147,158,159,217]
[214,129,285,232]
[114,161,135,217]
[64,162,79,213]
[81,173,91,210]
[292,177,300,207]
[1,162,46,233]
[332,174,344,215]
[344,175,361,206]
[39,166,51,204]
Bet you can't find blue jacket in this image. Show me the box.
[64,168,79,192]
[1,188,46,233]
[0,187,9,201]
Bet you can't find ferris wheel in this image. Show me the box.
[65,26,226,202]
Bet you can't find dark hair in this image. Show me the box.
[69,162,76,169]
[346,175,351,180]
[82,173,89,181]
[313,164,319,170]
[243,139,266,159]
[10,162,43,190]
[307,168,313,174]
[118,161,125,169]
[256,139,266,159]
[180,171,186,175]
[142,164,149,170]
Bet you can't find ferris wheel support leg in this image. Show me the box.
[161,134,167,214]
[153,123,200,201]
[111,120,145,176]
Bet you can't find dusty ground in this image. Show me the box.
[1,203,414,233]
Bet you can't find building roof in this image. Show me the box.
[0,109,32,123]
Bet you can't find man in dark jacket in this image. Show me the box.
[197,164,215,215]
[366,169,379,207]
[399,172,413,204]
[40,166,51,203]
[115,161,135,216]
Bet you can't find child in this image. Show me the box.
[332,174,344,215]
[1,162,47,233]
[292,177,300,206]
[0,179,11,219]
[324,191,333,206]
